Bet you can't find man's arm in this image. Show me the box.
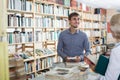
[84,34,91,56]
[57,33,67,60]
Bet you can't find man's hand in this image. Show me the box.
[75,56,81,62]
[65,57,71,62]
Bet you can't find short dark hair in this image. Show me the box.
[68,12,80,20]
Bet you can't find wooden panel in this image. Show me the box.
[0,42,9,80]
[0,0,9,80]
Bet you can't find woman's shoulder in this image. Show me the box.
[112,45,120,55]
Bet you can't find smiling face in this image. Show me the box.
[69,16,80,29]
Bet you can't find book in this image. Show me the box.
[85,54,98,65]
[95,55,109,75]
[118,74,120,80]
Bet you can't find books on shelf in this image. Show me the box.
[64,0,70,7]
[8,0,32,11]
[8,14,33,27]
[9,54,26,80]
[7,31,33,44]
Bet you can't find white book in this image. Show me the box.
[38,18,40,27]
[26,1,30,11]
[86,54,98,65]
[15,0,21,10]
[25,32,28,42]
[20,33,25,43]
[40,4,43,13]
[34,3,37,12]
[38,31,42,42]
[11,0,14,9]
[10,15,14,26]
[26,17,29,27]
[8,0,11,9]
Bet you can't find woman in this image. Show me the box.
[100,14,120,80]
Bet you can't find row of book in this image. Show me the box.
[36,30,61,42]
[36,17,68,28]
[54,6,69,16]
[7,0,106,17]
[8,14,69,28]
[35,48,55,56]
[8,14,33,27]
[82,22,101,28]
[82,22,107,31]
[35,3,54,14]
[8,0,32,11]
[35,3,70,16]
[45,0,70,7]
[7,0,92,13]
[8,14,104,29]
[7,29,61,44]
[9,48,55,60]
[7,31,33,44]
[83,30,101,37]
[7,29,103,44]
[35,16,54,28]
[83,13,101,21]
[51,0,91,12]
[36,57,55,70]
[91,30,102,37]
[55,18,68,28]
[47,0,92,12]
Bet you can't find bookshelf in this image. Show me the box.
[6,0,107,79]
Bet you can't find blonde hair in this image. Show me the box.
[110,14,120,42]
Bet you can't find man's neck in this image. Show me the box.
[69,27,78,34]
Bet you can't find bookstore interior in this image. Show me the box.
[0,0,120,80]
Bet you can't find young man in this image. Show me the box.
[57,12,91,62]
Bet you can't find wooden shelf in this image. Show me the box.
[83,11,92,13]
[8,42,34,45]
[8,26,34,29]
[56,4,70,9]
[36,53,57,59]
[7,9,33,14]
[83,19,92,21]
[35,12,55,17]
[40,0,55,5]
[56,15,68,18]
[24,57,35,62]
[26,71,35,75]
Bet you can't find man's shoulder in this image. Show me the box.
[60,29,68,34]
[78,30,87,36]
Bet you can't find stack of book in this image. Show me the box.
[45,66,80,80]
[9,54,26,80]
